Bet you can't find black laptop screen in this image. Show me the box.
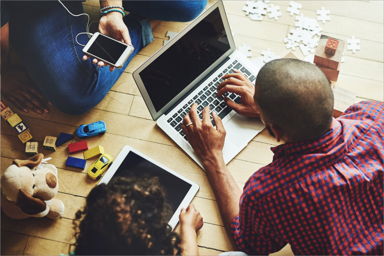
[140,7,230,112]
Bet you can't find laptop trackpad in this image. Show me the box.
[224,113,264,147]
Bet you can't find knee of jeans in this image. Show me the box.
[175,0,208,22]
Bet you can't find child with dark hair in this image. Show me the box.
[73,176,203,255]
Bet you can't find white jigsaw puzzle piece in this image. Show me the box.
[316,7,331,23]
[267,4,282,20]
[347,36,361,53]
[287,1,302,16]
[163,31,178,45]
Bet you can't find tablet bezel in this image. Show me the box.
[98,145,199,230]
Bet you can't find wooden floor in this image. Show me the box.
[1,1,383,255]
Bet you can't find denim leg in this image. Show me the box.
[123,0,208,22]
[8,1,143,115]
[1,1,10,27]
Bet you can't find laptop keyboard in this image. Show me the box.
[167,60,256,139]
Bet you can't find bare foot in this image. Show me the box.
[1,69,51,114]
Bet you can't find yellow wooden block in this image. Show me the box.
[0,107,14,120]
[7,113,22,127]
[18,130,33,143]
[25,142,39,155]
[83,145,104,160]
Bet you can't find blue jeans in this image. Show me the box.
[3,0,207,115]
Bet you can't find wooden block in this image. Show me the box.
[18,130,33,143]
[0,107,14,120]
[68,140,88,154]
[14,122,28,134]
[43,136,57,151]
[314,35,345,70]
[318,66,340,82]
[25,142,39,155]
[325,38,339,56]
[83,145,104,160]
[65,156,86,170]
[56,133,74,147]
[6,113,22,127]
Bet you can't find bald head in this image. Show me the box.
[255,58,334,141]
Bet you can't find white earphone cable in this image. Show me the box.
[57,0,93,46]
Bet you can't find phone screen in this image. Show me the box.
[87,34,128,65]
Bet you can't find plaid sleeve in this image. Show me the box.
[342,100,384,122]
[230,181,286,255]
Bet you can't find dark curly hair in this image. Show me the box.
[73,176,181,255]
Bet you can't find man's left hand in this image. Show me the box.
[182,104,226,171]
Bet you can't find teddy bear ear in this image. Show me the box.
[17,189,47,215]
[13,153,44,169]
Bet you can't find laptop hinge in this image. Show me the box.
[164,56,231,116]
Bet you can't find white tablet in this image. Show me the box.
[99,146,199,229]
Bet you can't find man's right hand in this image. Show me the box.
[217,70,260,118]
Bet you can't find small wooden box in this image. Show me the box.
[314,35,345,70]
[18,130,33,143]
[0,107,14,120]
[25,142,39,155]
[325,38,339,56]
[7,113,22,127]
[43,136,57,151]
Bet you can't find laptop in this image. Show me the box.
[133,0,264,168]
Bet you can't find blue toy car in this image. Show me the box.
[75,121,106,138]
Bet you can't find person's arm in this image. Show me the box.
[182,105,241,239]
[84,0,131,70]
[179,204,204,256]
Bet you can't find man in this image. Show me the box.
[182,59,383,255]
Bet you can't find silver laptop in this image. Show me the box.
[133,0,264,168]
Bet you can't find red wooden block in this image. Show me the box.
[68,140,88,154]
[325,38,339,56]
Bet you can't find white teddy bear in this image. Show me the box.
[1,153,65,219]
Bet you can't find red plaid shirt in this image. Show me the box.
[231,101,384,255]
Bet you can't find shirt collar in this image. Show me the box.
[271,118,343,157]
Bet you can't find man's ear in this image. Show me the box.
[13,153,44,169]
[270,124,284,142]
[16,189,47,215]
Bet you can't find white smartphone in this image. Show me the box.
[83,32,134,68]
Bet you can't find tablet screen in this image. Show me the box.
[111,151,192,218]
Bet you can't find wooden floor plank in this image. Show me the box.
[24,237,70,256]
[1,0,382,255]
[1,231,29,255]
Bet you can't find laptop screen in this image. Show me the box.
[140,8,230,112]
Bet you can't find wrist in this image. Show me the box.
[202,151,225,173]
[180,224,197,236]
[101,8,125,17]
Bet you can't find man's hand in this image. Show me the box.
[182,104,226,171]
[83,12,131,71]
[217,70,260,118]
